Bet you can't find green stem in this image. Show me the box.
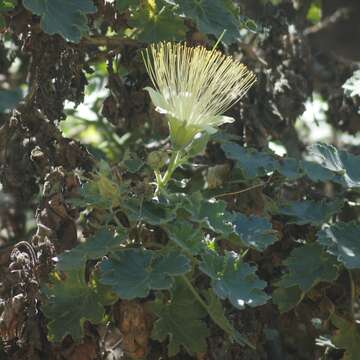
[181,275,256,350]
[155,150,182,193]
[161,150,181,186]
[181,275,209,310]
[349,270,356,319]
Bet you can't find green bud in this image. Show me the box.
[147,150,169,170]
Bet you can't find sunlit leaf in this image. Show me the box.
[200,251,269,309]
[231,212,278,251]
[317,222,360,269]
[222,142,278,178]
[309,143,360,188]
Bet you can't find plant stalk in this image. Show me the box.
[155,150,182,193]
[181,275,256,350]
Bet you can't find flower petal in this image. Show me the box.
[144,87,170,114]
[202,125,218,135]
[215,115,236,125]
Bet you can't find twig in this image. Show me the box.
[181,275,256,350]
[238,41,268,66]
[303,7,350,36]
[82,35,141,48]
[214,174,273,199]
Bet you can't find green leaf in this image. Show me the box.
[42,271,105,341]
[239,15,259,33]
[151,280,209,356]
[231,212,278,251]
[277,158,303,180]
[200,251,269,310]
[331,314,360,360]
[187,132,210,157]
[272,286,303,313]
[302,160,337,183]
[57,229,126,271]
[204,289,250,346]
[317,222,360,269]
[163,220,205,255]
[122,198,177,225]
[0,89,22,112]
[100,249,190,299]
[171,0,240,44]
[181,192,233,236]
[129,1,186,42]
[23,0,97,43]
[221,142,278,179]
[276,243,338,292]
[309,143,360,188]
[123,158,144,174]
[307,2,321,24]
[0,0,16,11]
[277,200,343,226]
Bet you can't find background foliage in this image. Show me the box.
[1,0,360,359]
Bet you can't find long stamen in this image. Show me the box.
[142,42,256,147]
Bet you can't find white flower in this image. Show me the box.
[143,42,256,149]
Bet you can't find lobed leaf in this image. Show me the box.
[23,0,97,43]
[170,0,240,44]
[272,286,303,313]
[317,222,360,269]
[123,198,177,225]
[151,280,209,356]
[221,142,278,179]
[181,192,233,236]
[163,220,205,255]
[309,143,360,188]
[129,2,186,42]
[200,251,269,310]
[276,243,338,292]
[277,199,343,226]
[331,314,360,360]
[231,212,278,251]
[42,271,105,341]
[100,249,190,299]
[57,228,126,271]
[204,289,251,346]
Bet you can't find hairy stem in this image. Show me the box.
[155,150,182,194]
[181,275,256,350]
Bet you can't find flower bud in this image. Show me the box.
[147,150,169,170]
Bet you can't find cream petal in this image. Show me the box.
[215,115,235,125]
[197,115,235,129]
[201,125,218,134]
[144,87,170,114]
